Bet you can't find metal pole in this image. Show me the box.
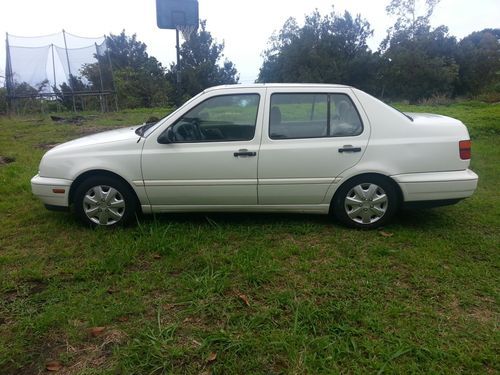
[50,43,61,111]
[50,44,57,93]
[5,32,14,115]
[175,27,181,106]
[62,29,77,112]
[104,35,119,111]
[95,42,106,112]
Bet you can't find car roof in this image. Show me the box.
[204,83,352,92]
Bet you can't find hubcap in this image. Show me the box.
[344,183,388,225]
[83,185,125,225]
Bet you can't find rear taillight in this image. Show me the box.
[459,140,471,160]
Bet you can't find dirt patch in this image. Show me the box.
[0,156,15,165]
[52,329,127,375]
[50,114,100,126]
[36,142,61,151]
[51,115,85,125]
[77,126,124,136]
[2,280,48,304]
[469,307,496,324]
[28,280,48,295]
[11,328,127,375]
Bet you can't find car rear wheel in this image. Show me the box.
[332,175,399,229]
[74,176,138,227]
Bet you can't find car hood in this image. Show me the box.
[51,126,141,152]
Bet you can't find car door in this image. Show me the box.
[141,88,265,208]
[258,87,370,205]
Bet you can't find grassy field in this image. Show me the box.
[0,101,498,374]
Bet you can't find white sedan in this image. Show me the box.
[31,84,478,229]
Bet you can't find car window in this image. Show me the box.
[330,94,363,137]
[270,94,328,139]
[269,93,362,139]
[170,94,260,142]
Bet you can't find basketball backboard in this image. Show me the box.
[156,0,199,30]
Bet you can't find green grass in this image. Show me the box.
[0,101,499,374]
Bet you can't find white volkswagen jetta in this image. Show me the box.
[31,84,478,229]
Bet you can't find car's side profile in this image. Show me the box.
[31,84,478,228]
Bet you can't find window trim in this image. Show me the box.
[157,93,261,144]
[268,92,364,140]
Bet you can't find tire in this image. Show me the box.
[332,175,399,229]
[73,175,138,227]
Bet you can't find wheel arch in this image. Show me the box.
[68,169,140,207]
[329,172,404,213]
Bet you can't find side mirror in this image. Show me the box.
[158,127,175,144]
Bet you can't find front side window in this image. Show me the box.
[269,93,362,139]
[168,94,260,142]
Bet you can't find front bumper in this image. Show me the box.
[392,169,478,202]
[31,174,73,208]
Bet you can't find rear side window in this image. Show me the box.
[330,94,363,136]
[270,93,363,139]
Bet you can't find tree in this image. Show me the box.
[0,87,7,114]
[455,28,500,95]
[380,0,459,101]
[382,0,440,47]
[167,21,239,102]
[257,9,380,94]
[55,76,90,110]
[81,31,173,108]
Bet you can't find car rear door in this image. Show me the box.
[258,87,370,205]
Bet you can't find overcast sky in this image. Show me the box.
[1,0,499,84]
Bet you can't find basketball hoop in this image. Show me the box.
[177,24,196,42]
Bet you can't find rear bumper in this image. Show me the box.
[31,175,72,208]
[392,169,478,202]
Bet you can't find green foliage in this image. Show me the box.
[6,80,53,114]
[258,9,379,94]
[167,21,239,102]
[380,0,459,101]
[381,25,459,101]
[455,28,500,95]
[383,0,440,46]
[258,1,499,102]
[54,76,93,111]
[81,31,174,108]
[0,87,6,114]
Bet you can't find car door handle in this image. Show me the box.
[338,145,362,153]
[234,149,257,157]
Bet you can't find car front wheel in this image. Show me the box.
[74,176,138,227]
[332,176,399,229]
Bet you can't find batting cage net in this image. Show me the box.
[5,30,117,112]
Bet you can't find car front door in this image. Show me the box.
[141,88,264,208]
[258,88,370,205]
